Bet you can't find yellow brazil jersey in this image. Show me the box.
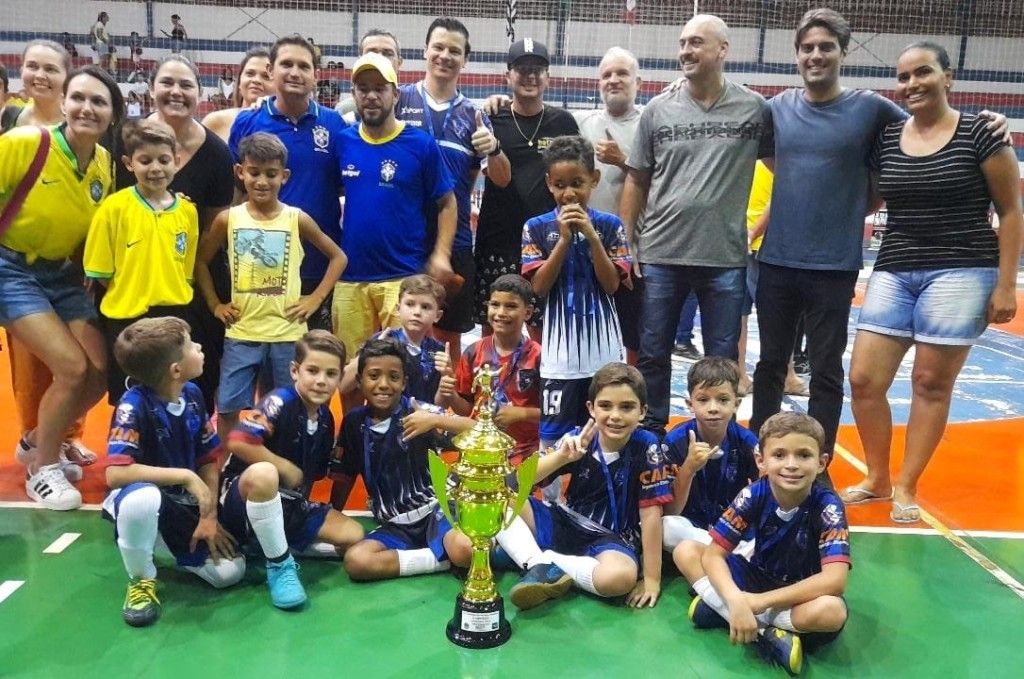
[0,125,112,262]
[226,203,305,342]
[83,187,199,319]
[746,160,773,253]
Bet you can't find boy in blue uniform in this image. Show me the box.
[496,363,672,610]
[221,330,364,609]
[690,412,851,676]
[663,357,758,559]
[521,135,630,500]
[103,318,243,628]
[331,338,472,580]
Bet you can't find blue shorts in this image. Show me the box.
[726,553,845,650]
[218,339,296,412]
[220,477,331,553]
[529,497,638,564]
[103,482,243,569]
[0,246,96,324]
[365,505,452,561]
[858,267,997,345]
[539,377,592,448]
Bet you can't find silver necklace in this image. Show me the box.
[511,106,545,147]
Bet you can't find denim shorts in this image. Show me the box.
[858,267,997,345]
[0,246,96,324]
[218,339,296,412]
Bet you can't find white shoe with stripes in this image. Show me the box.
[26,464,82,511]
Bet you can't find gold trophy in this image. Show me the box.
[429,364,538,648]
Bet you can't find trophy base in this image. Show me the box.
[445,594,511,649]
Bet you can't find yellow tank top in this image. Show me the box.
[746,160,773,252]
[225,203,305,342]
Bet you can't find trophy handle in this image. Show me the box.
[428,450,457,527]
[504,452,539,529]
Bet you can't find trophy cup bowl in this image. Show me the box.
[428,364,538,649]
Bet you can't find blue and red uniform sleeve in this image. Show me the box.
[710,481,761,552]
[817,491,852,569]
[599,212,632,281]
[637,435,674,508]
[229,390,284,447]
[520,216,548,278]
[106,394,145,467]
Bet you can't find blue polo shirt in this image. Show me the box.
[230,97,346,280]
[397,81,491,252]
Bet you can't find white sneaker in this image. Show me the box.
[14,436,36,466]
[26,463,83,511]
[16,438,86,482]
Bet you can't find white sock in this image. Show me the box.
[693,576,731,621]
[397,548,450,576]
[496,516,545,570]
[757,607,796,632]
[115,485,162,580]
[296,541,341,559]
[246,495,289,561]
[544,550,600,596]
[662,516,712,549]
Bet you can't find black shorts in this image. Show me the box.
[103,482,243,568]
[529,497,637,564]
[435,248,476,333]
[365,505,453,560]
[474,249,542,328]
[613,277,644,352]
[220,477,331,553]
[301,278,334,332]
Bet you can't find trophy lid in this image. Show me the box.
[453,363,515,453]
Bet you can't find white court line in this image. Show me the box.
[850,525,1024,540]
[42,532,81,554]
[834,443,1024,600]
[0,580,25,604]
[0,501,102,511]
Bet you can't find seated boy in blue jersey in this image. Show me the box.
[663,357,758,562]
[331,337,473,580]
[338,274,451,406]
[495,363,672,610]
[221,330,364,610]
[195,132,348,442]
[521,135,630,501]
[102,318,244,628]
[690,412,851,676]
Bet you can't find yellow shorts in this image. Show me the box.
[332,278,403,358]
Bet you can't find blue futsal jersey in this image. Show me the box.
[554,428,673,548]
[665,419,759,529]
[711,478,852,584]
[106,383,221,502]
[522,207,630,379]
[337,123,455,282]
[370,328,444,404]
[224,386,335,498]
[396,82,490,253]
[333,397,448,523]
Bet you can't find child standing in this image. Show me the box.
[521,135,630,497]
[439,274,541,465]
[689,412,851,676]
[220,330,365,609]
[663,357,758,555]
[195,132,346,440]
[331,337,472,581]
[103,318,244,628]
[84,119,199,404]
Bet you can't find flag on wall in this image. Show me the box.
[624,0,637,24]
[506,0,518,43]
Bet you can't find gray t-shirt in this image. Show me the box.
[627,81,770,268]
[575,106,642,215]
[757,88,905,271]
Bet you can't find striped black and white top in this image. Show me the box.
[871,113,1005,271]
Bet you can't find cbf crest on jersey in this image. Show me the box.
[175,232,187,256]
[312,125,330,151]
[380,159,398,184]
[90,179,104,203]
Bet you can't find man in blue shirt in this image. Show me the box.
[230,35,346,332]
[333,52,457,361]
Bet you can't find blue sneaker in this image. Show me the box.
[757,625,803,676]
[687,595,727,630]
[509,562,572,610]
[266,555,307,610]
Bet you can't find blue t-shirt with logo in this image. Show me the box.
[337,123,455,282]
[230,98,346,280]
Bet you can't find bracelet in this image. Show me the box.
[488,141,502,157]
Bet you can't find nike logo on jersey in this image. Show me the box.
[126,240,143,248]
[41,179,60,185]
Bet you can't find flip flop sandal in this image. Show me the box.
[840,487,892,506]
[890,501,922,523]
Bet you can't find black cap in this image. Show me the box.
[506,39,550,68]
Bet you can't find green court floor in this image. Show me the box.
[1,508,1022,678]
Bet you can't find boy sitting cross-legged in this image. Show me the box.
[688,412,851,676]
[103,317,244,628]
[220,330,365,610]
